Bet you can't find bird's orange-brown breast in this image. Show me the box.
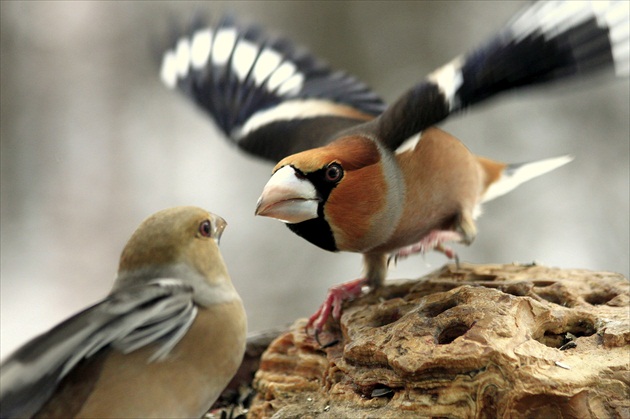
[327,164,388,251]
[374,127,483,252]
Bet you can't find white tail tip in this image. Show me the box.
[482,155,574,204]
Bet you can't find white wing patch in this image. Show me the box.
[277,72,305,96]
[161,26,306,95]
[232,39,258,80]
[212,27,238,66]
[427,56,464,110]
[234,99,361,139]
[395,133,421,155]
[190,29,213,70]
[602,1,630,76]
[268,61,298,91]
[253,48,283,85]
[508,0,629,76]
[160,50,178,88]
[175,38,191,78]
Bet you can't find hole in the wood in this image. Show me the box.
[533,285,574,307]
[381,288,411,300]
[512,392,591,417]
[584,290,618,305]
[536,319,596,348]
[423,299,457,318]
[496,282,532,297]
[536,291,566,306]
[354,383,396,400]
[479,384,499,417]
[370,385,395,399]
[437,322,470,345]
[370,307,402,327]
[531,280,556,287]
[463,273,499,282]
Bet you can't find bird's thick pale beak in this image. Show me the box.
[255,165,319,224]
[211,214,227,244]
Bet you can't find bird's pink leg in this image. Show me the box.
[307,230,463,341]
[393,230,462,261]
[307,278,367,334]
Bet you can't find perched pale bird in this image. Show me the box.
[160,1,629,335]
[0,207,247,418]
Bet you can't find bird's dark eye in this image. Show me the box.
[198,220,212,237]
[325,163,343,182]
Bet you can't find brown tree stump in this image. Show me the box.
[244,263,629,418]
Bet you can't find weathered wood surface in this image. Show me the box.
[208,263,629,418]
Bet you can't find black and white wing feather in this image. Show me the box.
[375,0,630,150]
[161,16,385,162]
[0,280,197,419]
[161,2,628,158]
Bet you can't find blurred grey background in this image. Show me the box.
[1,1,628,360]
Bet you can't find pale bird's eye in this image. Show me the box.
[325,163,343,182]
[198,220,212,237]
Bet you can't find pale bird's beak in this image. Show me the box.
[211,215,227,244]
[255,165,319,224]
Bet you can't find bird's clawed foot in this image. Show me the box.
[306,278,367,346]
[389,230,463,266]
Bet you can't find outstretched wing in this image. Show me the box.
[161,15,385,162]
[374,0,630,150]
[0,280,197,419]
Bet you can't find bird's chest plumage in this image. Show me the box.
[53,300,247,419]
[373,129,482,253]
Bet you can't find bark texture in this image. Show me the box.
[247,263,629,418]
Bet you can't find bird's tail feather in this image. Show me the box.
[481,155,574,204]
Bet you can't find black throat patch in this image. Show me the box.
[285,165,341,252]
[287,218,337,252]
